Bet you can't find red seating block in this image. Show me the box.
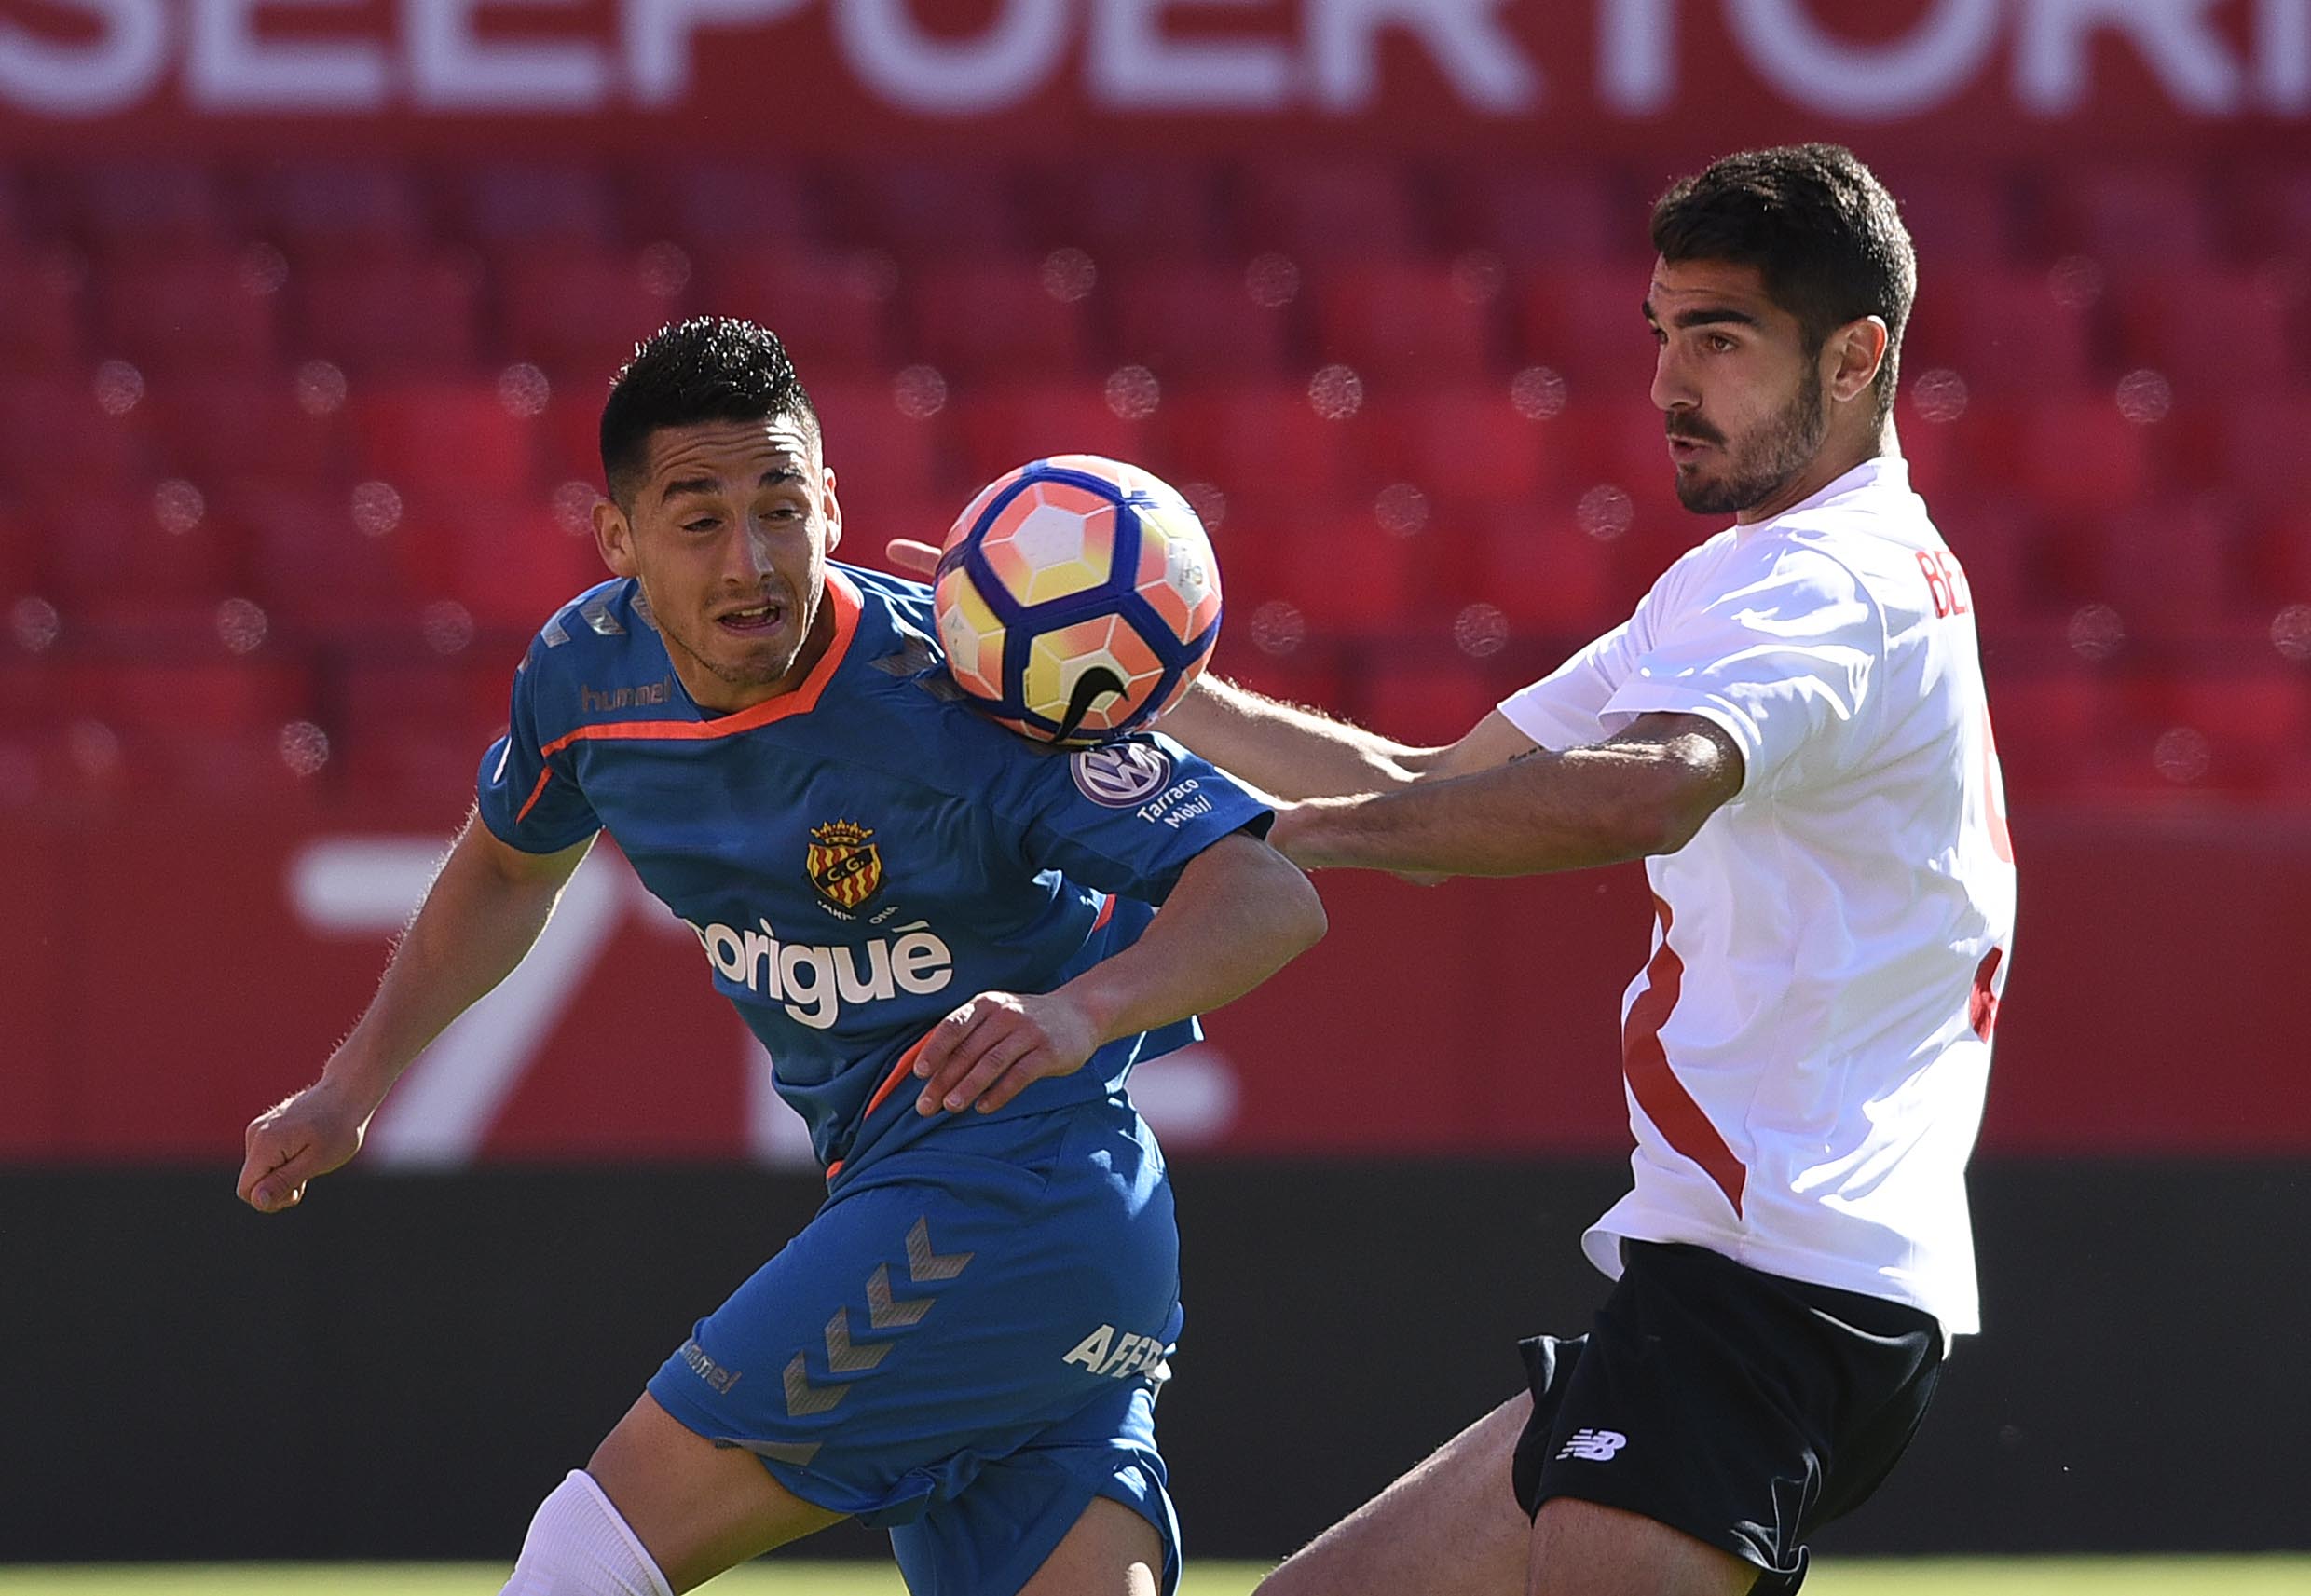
[235,486,422,627]
[1239,162,1423,262]
[1439,168,1631,263]
[98,248,282,372]
[1355,653,1507,746]
[654,164,820,247]
[400,498,600,629]
[350,379,542,504]
[699,247,893,378]
[2108,268,2300,396]
[1043,161,1226,263]
[248,162,431,263]
[2006,397,2155,520]
[1262,507,1432,632]
[2057,498,2240,640]
[948,382,1156,488]
[2045,167,2219,267]
[0,376,145,486]
[1900,266,2099,394]
[1312,264,1496,381]
[0,247,86,373]
[2126,670,2311,794]
[907,260,1090,377]
[1514,264,1660,393]
[458,165,619,249]
[1981,670,2121,797]
[827,162,1023,259]
[1111,265,1294,377]
[810,378,948,513]
[1162,383,1371,510]
[499,245,690,380]
[294,251,485,374]
[143,373,346,484]
[60,657,305,737]
[66,164,230,251]
[1469,506,1623,638]
[1366,386,1562,506]
[29,490,239,611]
[1872,169,2018,265]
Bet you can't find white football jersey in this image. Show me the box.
[1498,457,2016,1337]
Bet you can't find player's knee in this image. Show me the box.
[500,1469,673,1596]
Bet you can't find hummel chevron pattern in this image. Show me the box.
[781,1216,977,1419]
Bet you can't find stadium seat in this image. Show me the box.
[826,161,1024,260]
[1311,263,1498,381]
[810,377,950,515]
[1437,167,1634,263]
[1514,264,1661,391]
[2043,166,2220,268]
[246,162,431,263]
[1365,386,1564,506]
[0,246,86,373]
[2238,166,2311,260]
[1040,160,1227,263]
[2122,670,2311,794]
[62,163,231,252]
[654,163,820,247]
[294,251,486,375]
[235,485,423,627]
[60,656,306,737]
[1110,265,1296,378]
[697,245,894,378]
[29,490,240,611]
[1869,167,2019,264]
[1900,266,2101,395]
[1262,507,1434,631]
[349,380,543,505]
[2107,268,2300,396]
[97,248,283,373]
[0,376,145,487]
[906,259,1091,377]
[1928,496,2037,635]
[2178,394,2311,521]
[456,164,620,252]
[1238,161,1424,261]
[2054,498,2239,642]
[399,498,607,629]
[2241,511,2311,606]
[2005,397,2155,520]
[1354,652,1508,746]
[143,373,347,485]
[1469,505,1627,638]
[498,244,691,380]
[1980,669,2120,797]
[948,381,1157,487]
[1162,383,1371,512]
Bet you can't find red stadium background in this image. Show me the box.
[6,0,2311,1567]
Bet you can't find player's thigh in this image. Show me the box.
[586,1391,848,1594]
[1016,1494,1165,1596]
[1254,1391,1533,1596]
[1529,1496,1757,1596]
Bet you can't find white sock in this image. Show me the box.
[500,1469,675,1596]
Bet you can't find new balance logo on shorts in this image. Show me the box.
[1555,1428,1628,1462]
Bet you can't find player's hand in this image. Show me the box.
[883,538,940,578]
[237,1080,371,1213]
[912,990,1101,1116]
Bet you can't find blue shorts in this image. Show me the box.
[646,1098,1183,1596]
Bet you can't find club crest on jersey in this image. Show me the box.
[1071,741,1174,807]
[807,820,883,915]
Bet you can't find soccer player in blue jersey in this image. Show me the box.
[236,316,1326,1596]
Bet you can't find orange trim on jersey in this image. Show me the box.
[1090,893,1115,933]
[536,570,864,760]
[513,766,557,825]
[824,1028,940,1184]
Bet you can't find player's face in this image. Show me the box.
[593,415,844,714]
[1646,257,1831,520]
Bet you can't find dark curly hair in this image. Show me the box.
[599,317,819,507]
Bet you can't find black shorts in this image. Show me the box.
[1511,1241,1944,1595]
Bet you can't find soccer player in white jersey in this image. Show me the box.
[901,142,2016,1596]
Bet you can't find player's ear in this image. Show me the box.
[594,496,640,578]
[821,466,844,556]
[1827,316,1889,405]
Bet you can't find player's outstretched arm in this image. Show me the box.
[236,812,593,1213]
[882,533,1527,798]
[1271,713,1744,879]
[910,830,1325,1116]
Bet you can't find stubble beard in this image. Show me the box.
[1674,370,1829,516]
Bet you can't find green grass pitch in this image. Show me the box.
[3,1562,2307,1594]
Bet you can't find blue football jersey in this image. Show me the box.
[475,564,1270,1176]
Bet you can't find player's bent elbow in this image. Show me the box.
[1252,842,1328,954]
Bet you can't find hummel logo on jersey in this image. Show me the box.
[1555,1428,1628,1462]
[687,916,953,1030]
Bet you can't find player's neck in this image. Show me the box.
[675,594,841,717]
[1734,430,1895,526]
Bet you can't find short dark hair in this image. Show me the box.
[599,317,819,505]
[1651,143,1915,428]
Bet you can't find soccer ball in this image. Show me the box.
[934,455,1222,744]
